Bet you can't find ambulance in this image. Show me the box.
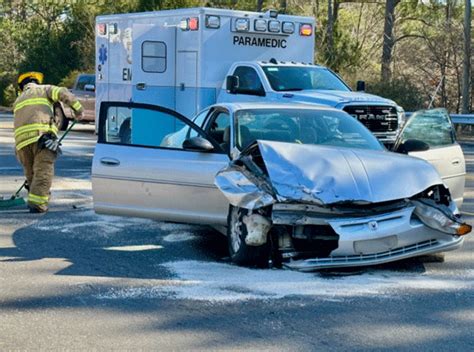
[95,7,404,144]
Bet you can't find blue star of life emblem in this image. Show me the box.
[99,45,108,65]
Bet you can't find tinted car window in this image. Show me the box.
[76,75,95,90]
[233,66,264,94]
[235,108,383,151]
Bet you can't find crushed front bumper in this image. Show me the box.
[272,205,465,271]
[285,237,463,271]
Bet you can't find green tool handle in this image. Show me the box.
[12,120,78,198]
[57,119,77,143]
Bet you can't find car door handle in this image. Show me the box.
[100,157,120,166]
[452,159,461,165]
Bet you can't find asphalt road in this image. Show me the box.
[0,113,473,351]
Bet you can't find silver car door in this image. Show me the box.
[394,109,466,207]
[92,102,230,225]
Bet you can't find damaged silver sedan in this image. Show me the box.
[92,102,471,270]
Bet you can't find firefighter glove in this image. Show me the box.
[75,111,84,121]
[38,133,62,154]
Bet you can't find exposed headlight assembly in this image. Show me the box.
[412,199,471,236]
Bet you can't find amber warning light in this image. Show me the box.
[300,24,313,36]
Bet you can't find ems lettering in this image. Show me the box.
[233,36,287,49]
[122,68,132,81]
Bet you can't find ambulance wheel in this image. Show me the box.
[227,206,269,268]
[119,119,131,144]
[54,106,69,131]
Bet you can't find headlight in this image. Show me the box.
[412,199,471,236]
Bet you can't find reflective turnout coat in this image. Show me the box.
[13,83,83,150]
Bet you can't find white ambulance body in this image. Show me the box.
[96,7,403,144]
[96,8,314,118]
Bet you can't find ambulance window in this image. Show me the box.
[142,41,166,73]
[233,66,264,95]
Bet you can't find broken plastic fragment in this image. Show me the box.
[243,214,271,246]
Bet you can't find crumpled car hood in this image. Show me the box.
[215,140,445,209]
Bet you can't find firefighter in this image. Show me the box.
[14,71,84,213]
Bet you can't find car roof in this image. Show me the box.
[209,102,343,114]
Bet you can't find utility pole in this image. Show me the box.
[327,0,334,67]
[462,0,471,113]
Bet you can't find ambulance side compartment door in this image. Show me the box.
[132,24,176,109]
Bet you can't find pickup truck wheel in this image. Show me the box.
[119,119,131,144]
[54,106,69,131]
[227,205,269,268]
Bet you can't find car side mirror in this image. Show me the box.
[84,84,95,92]
[183,136,214,152]
[356,80,366,92]
[395,139,430,154]
[226,75,239,94]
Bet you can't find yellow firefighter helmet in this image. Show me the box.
[18,71,44,89]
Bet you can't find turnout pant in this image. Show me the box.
[16,143,56,211]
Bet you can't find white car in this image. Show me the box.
[92,102,470,270]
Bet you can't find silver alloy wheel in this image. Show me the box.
[230,207,243,253]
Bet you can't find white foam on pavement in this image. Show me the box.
[103,244,164,251]
[96,260,474,302]
[163,232,198,243]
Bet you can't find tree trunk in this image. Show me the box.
[280,0,287,13]
[462,0,471,113]
[441,1,452,108]
[256,0,264,12]
[381,0,400,82]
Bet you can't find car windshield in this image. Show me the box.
[235,108,383,151]
[262,66,350,92]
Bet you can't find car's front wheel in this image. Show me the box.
[227,205,270,267]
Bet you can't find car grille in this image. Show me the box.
[343,105,398,132]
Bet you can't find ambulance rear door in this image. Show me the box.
[132,23,176,109]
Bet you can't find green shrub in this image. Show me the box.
[366,78,425,111]
[3,84,18,107]
[0,72,16,106]
[59,70,82,89]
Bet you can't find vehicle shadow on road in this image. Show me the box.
[0,207,440,282]
[0,208,229,280]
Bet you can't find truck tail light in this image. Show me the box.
[180,17,199,31]
[206,15,220,29]
[189,17,199,31]
[300,24,313,36]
